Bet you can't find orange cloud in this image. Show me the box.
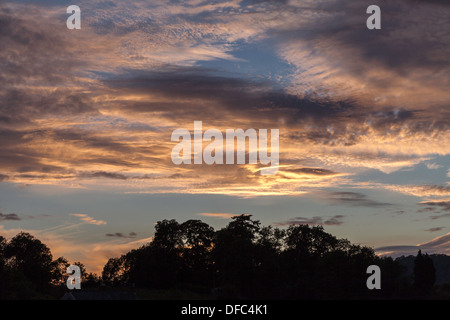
[197,213,240,219]
[71,214,107,226]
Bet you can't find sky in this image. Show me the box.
[0,0,449,273]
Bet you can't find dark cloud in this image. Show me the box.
[106,232,137,238]
[419,200,450,212]
[273,215,345,227]
[103,65,448,149]
[103,66,357,124]
[0,89,96,125]
[417,206,437,214]
[322,191,392,207]
[0,174,8,181]
[0,7,97,128]
[425,227,445,233]
[282,167,339,176]
[0,212,21,221]
[79,171,129,180]
[0,7,86,86]
[430,213,450,220]
[283,0,450,76]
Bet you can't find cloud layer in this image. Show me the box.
[0,1,448,200]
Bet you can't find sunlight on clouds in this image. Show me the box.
[198,213,240,219]
[71,213,107,226]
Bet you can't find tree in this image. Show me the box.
[50,256,70,286]
[284,224,339,257]
[152,219,183,250]
[212,215,261,298]
[252,226,285,299]
[180,219,214,249]
[4,232,54,293]
[179,220,215,287]
[73,261,89,283]
[414,250,436,297]
[102,256,127,286]
[0,235,8,298]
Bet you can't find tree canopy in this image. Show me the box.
[98,215,428,299]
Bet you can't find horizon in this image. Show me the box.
[0,0,449,275]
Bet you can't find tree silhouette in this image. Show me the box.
[0,235,7,298]
[4,232,54,294]
[51,257,70,286]
[179,220,215,288]
[102,256,127,286]
[414,250,436,297]
[152,219,183,250]
[212,215,261,298]
[96,214,432,299]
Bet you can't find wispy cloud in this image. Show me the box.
[106,232,138,238]
[430,213,450,220]
[418,199,450,212]
[273,215,345,227]
[424,227,445,233]
[197,213,240,219]
[71,213,107,226]
[309,191,392,208]
[364,183,450,198]
[0,213,21,221]
[376,232,450,257]
[426,163,443,170]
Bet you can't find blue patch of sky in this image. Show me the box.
[351,155,450,187]
[196,40,295,90]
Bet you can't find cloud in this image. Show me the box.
[430,214,450,221]
[418,199,450,212]
[376,232,450,257]
[382,184,450,198]
[106,232,138,238]
[426,163,443,170]
[280,167,340,176]
[0,0,448,199]
[197,213,240,219]
[0,213,21,221]
[79,171,129,180]
[424,227,445,233]
[273,215,345,227]
[71,213,107,226]
[312,191,392,208]
[276,0,450,110]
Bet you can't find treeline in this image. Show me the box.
[0,215,448,299]
[100,215,443,299]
